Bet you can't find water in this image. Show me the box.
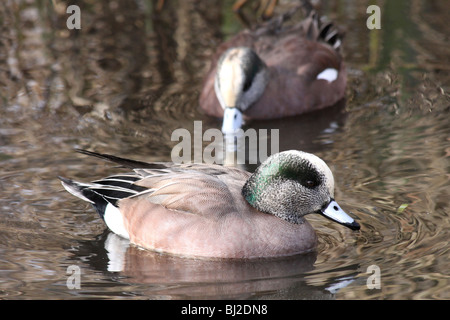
[0,0,448,299]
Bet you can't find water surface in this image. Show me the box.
[0,0,448,299]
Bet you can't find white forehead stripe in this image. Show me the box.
[316,68,338,82]
[216,49,246,107]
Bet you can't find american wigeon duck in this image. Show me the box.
[199,2,346,133]
[60,149,359,259]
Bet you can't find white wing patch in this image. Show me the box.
[104,204,130,239]
[316,68,338,82]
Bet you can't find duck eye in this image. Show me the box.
[243,78,253,92]
[303,179,320,189]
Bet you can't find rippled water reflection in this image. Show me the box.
[0,0,449,299]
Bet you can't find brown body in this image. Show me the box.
[120,164,317,258]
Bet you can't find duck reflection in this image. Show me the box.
[212,100,347,171]
[72,229,362,298]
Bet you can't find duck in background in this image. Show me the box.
[199,0,346,134]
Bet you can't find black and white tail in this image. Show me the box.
[59,173,147,239]
[261,0,344,52]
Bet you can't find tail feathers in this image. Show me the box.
[60,176,110,219]
[75,149,167,170]
[60,175,149,217]
[304,11,344,52]
[60,176,132,239]
[59,176,95,204]
[318,17,343,51]
[256,0,344,52]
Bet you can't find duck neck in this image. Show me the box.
[241,162,276,209]
[241,168,305,225]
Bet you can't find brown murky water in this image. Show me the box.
[0,0,448,299]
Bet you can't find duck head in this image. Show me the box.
[214,47,270,134]
[242,150,360,230]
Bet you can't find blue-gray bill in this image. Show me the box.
[222,107,243,134]
[320,199,360,230]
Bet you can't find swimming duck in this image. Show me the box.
[60,149,359,259]
[199,2,346,133]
